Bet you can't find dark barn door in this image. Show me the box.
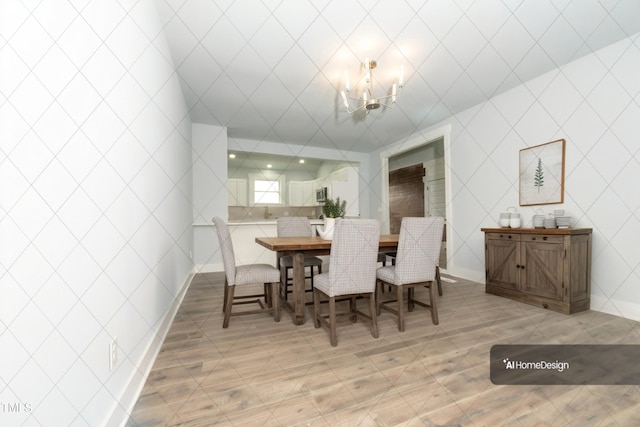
[388,164,425,234]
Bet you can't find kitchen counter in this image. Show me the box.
[194,219,325,226]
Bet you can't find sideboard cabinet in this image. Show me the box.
[481,228,592,314]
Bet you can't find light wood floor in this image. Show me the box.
[126,272,640,426]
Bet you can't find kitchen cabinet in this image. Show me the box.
[481,228,592,314]
[288,180,316,206]
[284,166,360,212]
[227,178,247,206]
[328,166,359,217]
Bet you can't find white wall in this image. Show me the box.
[0,1,193,426]
[371,33,640,321]
[192,123,227,272]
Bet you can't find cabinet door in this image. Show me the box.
[289,181,316,206]
[227,179,246,206]
[485,235,520,290]
[521,235,564,300]
[289,181,304,206]
[330,166,359,217]
[302,181,315,206]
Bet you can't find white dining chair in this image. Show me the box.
[313,219,380,346]
[376,217,445,331]
[212,217,280,328]
[277,217,323,301]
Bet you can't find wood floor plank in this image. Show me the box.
[126,271,640,426]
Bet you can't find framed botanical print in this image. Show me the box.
[519,139,566,206]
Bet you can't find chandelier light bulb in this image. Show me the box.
[341,91,349,108]
[339,58,403,115]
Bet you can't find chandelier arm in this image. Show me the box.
[340,59,403,115]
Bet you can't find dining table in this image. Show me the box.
[255,234,399,325]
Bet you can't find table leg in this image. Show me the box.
[292,251,306,325]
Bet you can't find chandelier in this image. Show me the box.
[340,58,404,115]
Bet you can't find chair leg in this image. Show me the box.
[397,285,405,332]
[408,287,415,312]
[436,266,443,296]
[272,282,280,322]
[310,266,315,289]
[284,267,292,301]
[223,280,229,313]
[223,285,235,328]
[349,297,357,322]
[369,292,378,338]
[429,282,439,325]
[280,267,287,300]
[375,280,382,316]
[313,288,321,328]
[264,283,271,308]
[329,296,337,347]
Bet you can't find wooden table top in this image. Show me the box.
[255,234,399,252]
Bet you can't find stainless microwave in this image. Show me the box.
[316,187,327,202]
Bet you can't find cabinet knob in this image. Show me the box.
[532,237,536,240]
[543,236,548,240]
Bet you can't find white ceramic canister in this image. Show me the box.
[532,214,544,228]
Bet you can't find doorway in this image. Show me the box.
[388,163,425,234]
[387,137,447,269]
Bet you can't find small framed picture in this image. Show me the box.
[519,139,566,206]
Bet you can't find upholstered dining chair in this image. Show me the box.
[378,251,444,296]
[277,217,323,301]
[383,254,443,296]
[376,217,445,332]
[313,219,380,346]
[212,217,280,328]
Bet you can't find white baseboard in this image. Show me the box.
[590,295,640,322]
[195,262,224,273]
[107,270,195,427]
[442,266,485,284]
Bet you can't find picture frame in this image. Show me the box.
[519,139,566,206]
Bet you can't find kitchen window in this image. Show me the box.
[249,173,285,205]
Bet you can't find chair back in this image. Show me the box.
[277,217,313,237]
[212,217,236,286]
[394,217,444,285]
[327,219,380,296]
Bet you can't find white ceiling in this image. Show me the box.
[157,0,640,153]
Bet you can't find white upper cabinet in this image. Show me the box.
[327,166,359,217]
[227,178,247,206]
[288,180,316,207]
[287,166,359,214]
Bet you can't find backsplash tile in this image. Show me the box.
[228,205,322,222]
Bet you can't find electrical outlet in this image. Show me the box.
[109,338,118,371]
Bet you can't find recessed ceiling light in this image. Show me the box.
[267,164,272,168]
[229,153,236,159]
[299,159,305,164]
